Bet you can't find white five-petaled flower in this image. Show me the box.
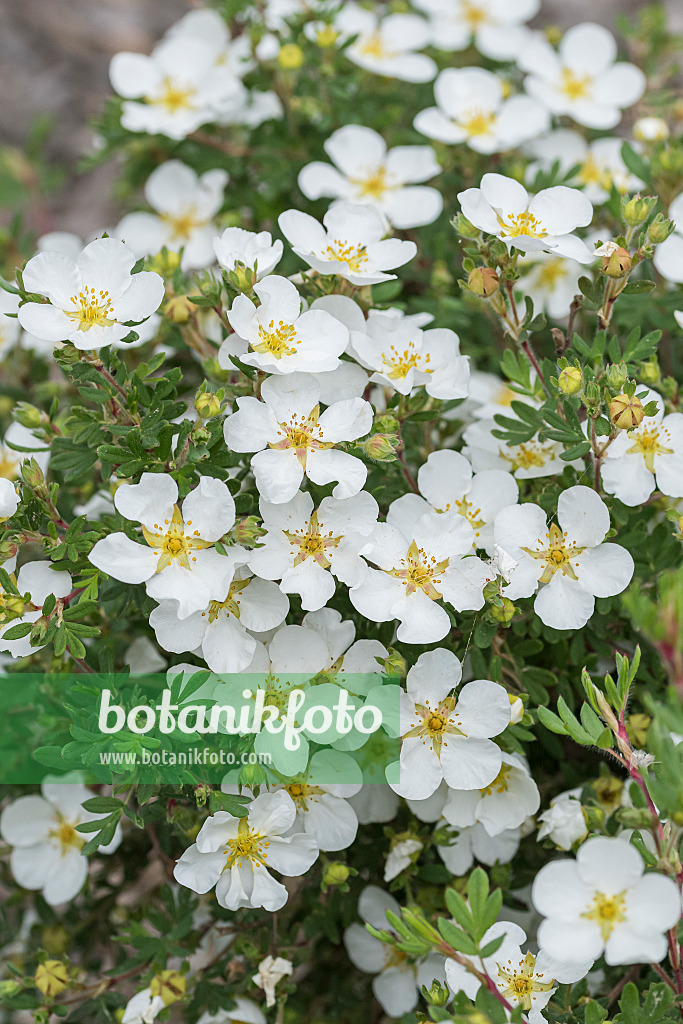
[298,124,442,230]
[224,275,348,374]
[390,648,511,801]
[248,490,378,611]
[446,921,592,1024]
[600,387,683,504]
[109,31,246,140]
[412,0,539,61]
[458,173,594,263]
[415,67,549,154]
[441,752,540,836]
[532,836,681,965]
[0,783,122,905]
[494,485,634,630]
[520,22,646,129]
[173,790,318,911]
[270,749,362,852]
[334,3,436,83]
[388,449,519,555]
[519,252,584,322]
[0,561,73,658]
[278,203,416,286]
[524,129,643,205]
[223,372,373,504]
[349,310,470,399]
[213,227,283,280]
[88,473,249,619]
[149,568,289,673]
[115,160,229,269]
[344,886,446,1018]
[463,418,583,479]
[350,499,493,644]
[17,238,164,350]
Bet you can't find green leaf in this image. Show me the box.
[437,918,479,956]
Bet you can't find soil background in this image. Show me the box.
[0,0,680,236]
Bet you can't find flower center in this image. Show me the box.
[351,164,393,200]
[481,763,512,796]
[142,505,210,572]
[627,426,673,473]
[521,523,585,584]
[161,207,203,241]
[64,287,115,332]
[453,497,486,537]
[582,891,627,941]
[254,319,300,358]
[403,695,464,755]
[357,31,395,60]
[49,818,85,855]
[285,782,324,809]
[386,539,449,599]
[462,0,489,29]
[499,441,549,472]
[153,76,197,113]
[533,259,568,289]
[269,407,334,467]
[496,953,554,1010]
[203,579,252,622]
[382,342,430,380]
[498,210,547,240]
[321,240,369,272]
[0,451,20,479]
[461,108,496,137]
[285,510,342,568]
[560,67,593,101]
[578,156,612,191]
[223,818,269,869]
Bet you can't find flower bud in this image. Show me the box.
[423,980,451,1007]
[322,861,350,887]
[634,117,669,143]
[604,361,628,391]
[648,214,676,245]
[0,980,21,997]
[453,213,480,239]
[21,457,44,489]
[164,295,197,323]
[602,246,632,278]
[315,24,339,47]
[35,961,68,999]
[383,648,407,678]
[230,516,267,548]
[639,359,660,386]
[610,393,645,430]
[149,970,186,1007]
[195,391,222,419]
[147,249,181,277]
[373,414,400,434]
[621,193,655,227]
[508,693,524,725]
[558,366,583,394]
[467,267,499,297]
[617,807,656,830]
[194,782,211,806]
[13,402,43,430]
[357,433,399,461]
[490,597,515,624]
[239,762,268,788]
[278,43,304,69]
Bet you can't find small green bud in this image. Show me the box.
[423,980,451,1007]
[467,267,499,297]
[239,762,268,788]
[194,783,212,806]
[322,861,350,888]
[373,413,400,434]
[356,433,399,461]
[648,214,676,244]
[278,43,305,69]
[453,213,480,239]
[164,295,197,323]
[13,402,43,430]
[490,597,515,624]
[600,244,632,278]
[383,648,407,677]
[617,806,656,830]
[558,366,583,394]
[147,249,182,277]
[639,359,660,386]
[21,457,45,489]
[195,391,222,419]
[621,193,655,227]
[230,516,267,548]
[0,980,21,997]
[604,361,628,391]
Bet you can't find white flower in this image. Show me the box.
[390,649,511,800]
[524,130,643,204]
[458,173,594,263]
[532,836,680,965]
[494,485,634,630]
[385,838,423,882]
[653,194,683,284]
[279,203,416,285]
[0,561,73,658]
[520,253,584,321]
[248,490,377,611]
[436,821,520,875]
[463,418,582,479]
[349,311,470,399]
[538,789,588,850]
[334,4,436,83]
[0,477,19,521]
[173,790,318,911]
[224,275,348,374]
[121,990,166,1024]
[223,372,373,503]
[214,227,283,280]
[109,32,246,140]
[89,473,249,619]
[17,238,164,350]
[634,117,669,143]
[441,753,540,836]
[252,955,293,1008]
[412,0,539,61]
[149,568,289,672]
[0,783,122,905]
[344,886,446,1018]
[350,501,493,644]
[273,750,362,852]
[115,161,229,269]
[298,125,442,229]
[415,68,549,154]
[390,449,519,555]
[446,921,591,1023]
[521,23,645,130]
[197,998,265,1024]
[601,387,683,504]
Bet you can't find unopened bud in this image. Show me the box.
[163,295,197,323]
[453,213,480,239]
[634,117,669,143]
[21,457,44,489]
[238,762,267,788]
[490,597,515,624]
[194,783,211,806]
[648,214,676,245]
[230,516,266,548]
[604,361,628,391]
[601,245,632,278]
[357,433,399,461]
[149,970,186,1007]
[35,961,68,998]
[558,366,583,394]
[639,359,660,386]
[322,862,350,887]
[423,980,451,1007]
[278,43,304,69]
[147,249,181,277]
[228,263,257,294]
[195,392,222,419]
[468,267,499,297]
[617,806,656,830]
[621,193,654,227]
[373,414,400,434]
[13,402,43,430]
[383,648,407,677]
[508,693,524,725]
[658,146,683,173]
[0,980,20,997]
[610,393,645,430]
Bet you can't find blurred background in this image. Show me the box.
[0,0,681,238]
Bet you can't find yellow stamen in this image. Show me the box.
[64,286,115,332]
